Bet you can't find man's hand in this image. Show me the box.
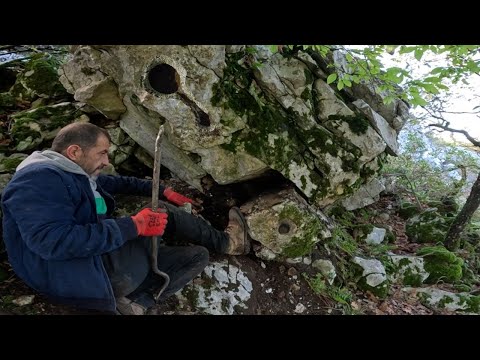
[163,187,195,207]
[131,208,168,237]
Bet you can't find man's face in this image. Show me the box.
[76,135,111,177]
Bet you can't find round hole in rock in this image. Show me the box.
[147,63,179,94]
[278,221,291,234]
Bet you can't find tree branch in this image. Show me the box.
[427,123,480,147]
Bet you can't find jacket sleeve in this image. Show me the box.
[97,174,166,198]
[2,168,138,261]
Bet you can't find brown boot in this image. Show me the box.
[225,207,251,255]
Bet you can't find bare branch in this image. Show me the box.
[427,123,480,147]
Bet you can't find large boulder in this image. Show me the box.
[59,45,407,207]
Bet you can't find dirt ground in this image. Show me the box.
[0,176,463,316]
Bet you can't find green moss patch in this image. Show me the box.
[279,203,324,258]
[327,114,370,135]
[10,103,82,148]
[213,52,365,202]
[18,56,68,99]
[417,246,463,283]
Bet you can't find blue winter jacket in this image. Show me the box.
[1,162,165,312]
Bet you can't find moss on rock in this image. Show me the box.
[212,52,366,204]
[18,56,69,99]
[417,246,463,284]
[0,92,16,112]
[405,209,451,243]
[398,201,421,219]
[0,154,27,173]
[357,276,389,299]
[10,103,82,150]
[327,114,370,135]
[279,203,324,258]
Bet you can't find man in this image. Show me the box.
[1,122,250,315]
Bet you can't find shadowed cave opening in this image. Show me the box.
[147,63,179,94]
[145,62,211,127]
[200,169,293,230]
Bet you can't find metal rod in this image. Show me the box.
[150,125,170,302]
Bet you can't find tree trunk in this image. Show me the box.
[444,171,480,251]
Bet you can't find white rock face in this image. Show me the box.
[240,188,331,261]
[365,227,387,245]
[388,255,429,285]
[181,260,253,315]
[59,46,405,206]
[353,256,387,287]
[403,287,480,313]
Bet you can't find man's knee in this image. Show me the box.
[186,246,209,274]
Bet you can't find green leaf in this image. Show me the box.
[414,49,424,61]
[467,60,480,72]
[384,95,395,105]
[268,45,279,53]
[436,83,449,90]
[337,80,344,91]
[327,73,337,84]
[343,78,352,87]
[421,83,439,94]
[399,46,416,54]
[410,94,428,107]
[424,76,441,83]
[384,45,398,55]
[430,67,444,74]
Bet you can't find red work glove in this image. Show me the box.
[131,208,168,237]
[163,187,194,206]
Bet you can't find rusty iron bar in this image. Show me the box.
[150,125,170,302]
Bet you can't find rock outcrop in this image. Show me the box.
[58,45,410,207]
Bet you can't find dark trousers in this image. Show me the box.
[102,201,229,307]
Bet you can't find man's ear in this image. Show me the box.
[65,145,82,161]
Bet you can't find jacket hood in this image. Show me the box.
[16,150,101,196]
[17,150,89,177]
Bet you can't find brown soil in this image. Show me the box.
[0,180,462,316]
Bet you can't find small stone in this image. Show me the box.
[294,303,306,314]
[12,295,35,306]
[291,284,301,293]
[287,267,297,276]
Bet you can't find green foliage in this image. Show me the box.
[417,246,464,283]
[329,226,357,256]
[303,273,356,314]
[279,204,325,258]
[17,54,69,99]
[382,129,479,203]
[326,73,337,85]
[270,44,480,108]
